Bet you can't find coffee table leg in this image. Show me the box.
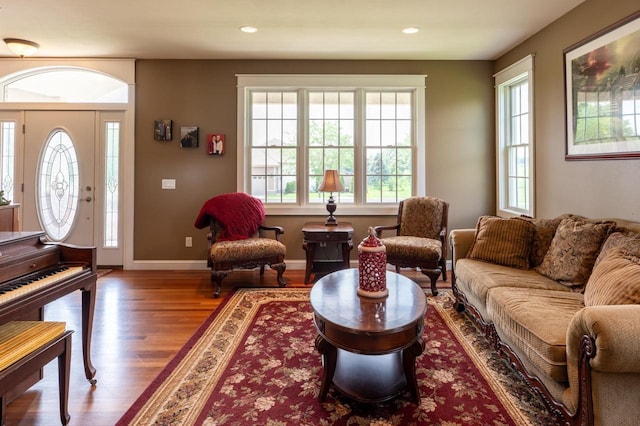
[315,334,337,402]
[403,337,425,404]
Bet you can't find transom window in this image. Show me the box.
[0,67,128,103]
[237,75,426,215]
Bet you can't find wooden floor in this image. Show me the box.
[4,268,443,426]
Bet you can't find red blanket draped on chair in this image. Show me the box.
[194,193,265,241]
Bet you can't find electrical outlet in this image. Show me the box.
[185,236,192,247]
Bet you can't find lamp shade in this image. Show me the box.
[318,170,344,193]
[3,38,39,57]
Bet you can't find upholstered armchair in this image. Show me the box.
[195,193,287,298]
[374,196,449,296]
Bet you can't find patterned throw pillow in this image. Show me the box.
[467,216,535,269]
[594,231,640,268]
[535,218,615,289]
[520,215,570,267]
[584,249,640,306]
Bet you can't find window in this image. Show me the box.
[104,121,120,248]
[38,129,80,241]
[237,75,426,215]
[0,121,16,203]
[0,67,128,103]
[495,56,535,217]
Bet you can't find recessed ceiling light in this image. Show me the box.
[240,26,258,33]
[402,27,420,34]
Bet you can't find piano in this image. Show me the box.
[0,231,97,386]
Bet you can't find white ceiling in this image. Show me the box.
[0,0,585,60]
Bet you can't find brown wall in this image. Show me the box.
[134,60,495,261]
[496,0,640,220]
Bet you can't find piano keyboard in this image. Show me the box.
[0,266,85,304]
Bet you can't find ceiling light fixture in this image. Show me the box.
[402,27,420,34]
[3,38,40,57]
[240,26,258,33]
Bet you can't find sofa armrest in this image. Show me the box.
[565,304,640,411]
[449,229,476,267]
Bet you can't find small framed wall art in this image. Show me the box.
[154,119,172,141]
[180,126,199,148]
[206,134,225,155]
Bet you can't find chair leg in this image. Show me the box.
[421,268,440,296]
[440,259,448,282]
[271,262,287,287]
[210,270,229,298]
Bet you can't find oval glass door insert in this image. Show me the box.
[38,129,80,241]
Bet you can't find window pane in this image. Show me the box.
[104,122,120,248]
[0,121,16,203]
[3,68,128,103]
[38,130,79,241]
[252,92,267,118]
[252,119,267,146]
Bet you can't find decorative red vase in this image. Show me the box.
[357,227,388,298]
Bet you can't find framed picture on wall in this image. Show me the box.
[180,126,199,148]
[206,134,225,155]
[564,11,640,160]
[154,119,172,141]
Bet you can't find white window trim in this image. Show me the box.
[236,74,426,215]
[495,56,535,218]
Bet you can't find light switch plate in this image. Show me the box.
[162,179,176,189]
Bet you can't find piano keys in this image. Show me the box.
[0,231,97,385]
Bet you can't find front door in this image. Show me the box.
[23,111,96,246]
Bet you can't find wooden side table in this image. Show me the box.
[302,222,354,284]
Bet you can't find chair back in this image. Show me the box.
[398,196,448,240]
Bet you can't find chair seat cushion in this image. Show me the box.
[381,236,442,262]
[210,238,285,263]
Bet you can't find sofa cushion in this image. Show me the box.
[487,287,585,383]
[535,217,615,289]
[455,258,570,321]
[467,216,534,269]
[584,249,640,306]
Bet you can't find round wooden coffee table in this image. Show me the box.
[310,269,427,404]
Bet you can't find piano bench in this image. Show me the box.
[0,322,73,426]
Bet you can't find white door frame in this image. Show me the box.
[0,58,135,268]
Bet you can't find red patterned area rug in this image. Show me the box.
[117,288,559,426]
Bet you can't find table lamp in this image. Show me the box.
[318,170,344,226]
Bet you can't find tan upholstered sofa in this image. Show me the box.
[450,215,640,426]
